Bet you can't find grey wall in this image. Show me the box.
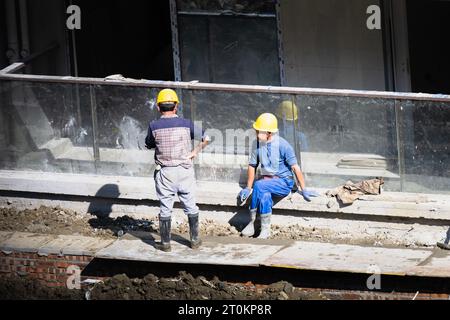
[280,0,386,91]
[27,0,70,75]
[0,1,7,69]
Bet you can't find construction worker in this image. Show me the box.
[145,89,210,252]
[276,100,308,152]
[238,113,318,239]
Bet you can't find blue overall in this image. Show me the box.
[249,135,298,215]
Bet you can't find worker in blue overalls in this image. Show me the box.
[238,113,319,239]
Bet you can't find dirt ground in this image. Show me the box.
[0,205,445,248]
[0,272,326,300]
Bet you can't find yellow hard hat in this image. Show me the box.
[157,89,179,105]
[253,113,279,133]
[276,100,298,121]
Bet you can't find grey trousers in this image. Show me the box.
[154,166,199,218]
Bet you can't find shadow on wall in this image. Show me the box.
[86,183,194,249]
[87,183,120,218]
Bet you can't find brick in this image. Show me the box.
[55,261,71,268]
[0,265,11,273]
[46,282,66,288]
[14,266,27,273]
[37,261,56,268]
[45,274,58,281]
[58,268,69,275]
[35,267,47,274]
[47,254,62,260]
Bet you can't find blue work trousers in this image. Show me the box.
[250,177,294,215]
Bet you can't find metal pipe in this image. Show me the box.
[275,0,286,86]
[20,42,59,64]
[5,0,20,63]
[394,100,405,192]
[0,62,26,74]
[18,0,30,60]
[89,85,100,163]
[169,0,182,82]
[1,71,449,103]
[69,0,79,77]
[177,11,276,18]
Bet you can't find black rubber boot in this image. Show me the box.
[155,216,171,252]
[188,214,202,249]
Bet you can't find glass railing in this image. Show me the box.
[1,64,449,195]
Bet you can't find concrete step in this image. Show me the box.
[1,170,450,221]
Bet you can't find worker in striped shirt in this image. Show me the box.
[145,89,210,252]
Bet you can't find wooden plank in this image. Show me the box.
[95,238,285,267]
[262,241,433,276]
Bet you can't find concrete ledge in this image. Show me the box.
[1,170,450,221]
[37,235,114,256]
[1,232,57,254]
[0,231,113,257]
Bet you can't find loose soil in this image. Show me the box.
[0,272,326,300]
[0,205,444,248]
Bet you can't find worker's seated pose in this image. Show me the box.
[145,89,210,252]
[238,113,319,239]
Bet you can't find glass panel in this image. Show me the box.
[294,95,400,190]
[92,85,172,177]
[187,90,294,184]
[0,80,94,173]
[399,100,450,194]
[1,78,449,196]
[178,15,280,85]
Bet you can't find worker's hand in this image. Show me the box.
[185,151,198,160]
[238,188,252,205]
[298,189,320,202]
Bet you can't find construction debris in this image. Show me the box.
[326,178,384,205]
[104,74,146,83]
[0,205,445,248]
[0,206,114,238]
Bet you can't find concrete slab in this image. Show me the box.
[1,170,450,221]
[406,250,450,278]
[0,232,56,253]
[262,241,433,276]
[37,235,114,256]
[3,231,450,279]
[0,231,14,245]
[95,238,284,267]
